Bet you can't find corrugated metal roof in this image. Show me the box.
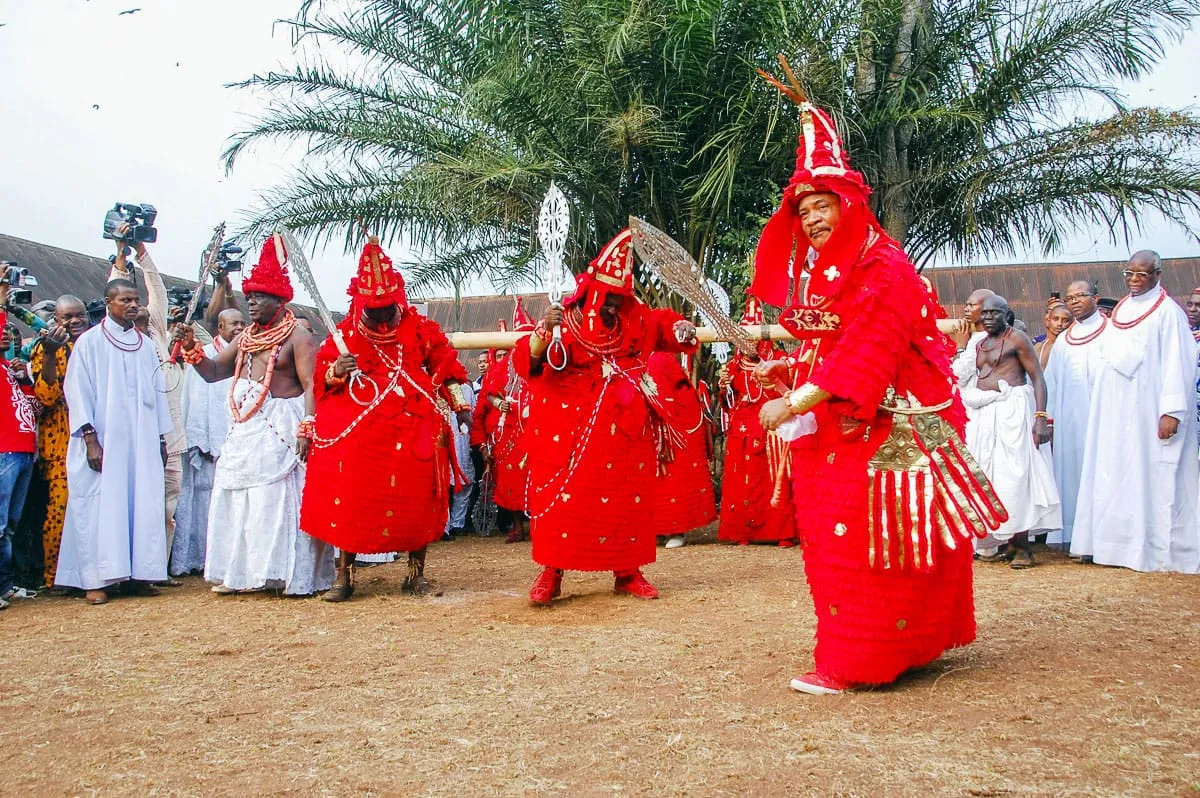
[424,256,1200,360]
[0,233,330,337]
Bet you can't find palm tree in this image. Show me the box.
[226,0,1200,298]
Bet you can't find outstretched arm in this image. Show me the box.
[172,325,238,381]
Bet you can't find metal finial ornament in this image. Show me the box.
[537,181,571,370]
[279,229,379,407]
[627,217,757,357]
[700,278,732,364]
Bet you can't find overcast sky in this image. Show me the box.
[1,0,1197,311]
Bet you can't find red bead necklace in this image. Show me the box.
[1063,316,1107,346]
[1110,291,1166,330]
[100,318,144,352]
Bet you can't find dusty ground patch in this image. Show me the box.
[2,537,1196,797]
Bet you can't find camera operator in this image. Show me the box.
[109,224,191,578]
[0,280,39,609]
[203,260,242,330]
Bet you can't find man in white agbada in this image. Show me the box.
[55,278,173,605]
[961,294,1061,568]
[1072,251,1200,573]
[1044,281,1110,549]
[107,231,192,569]
[174,236,333,595]
[171,308,246,575]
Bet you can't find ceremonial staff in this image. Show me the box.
[169,222,224,363]
[278,229,380,406]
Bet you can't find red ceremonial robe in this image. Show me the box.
[784,232,983,686]
[300,310,468,554]
[718,353,797,543]
[473,351,530,512]
[511,303,696,572]
[646,353,716,535]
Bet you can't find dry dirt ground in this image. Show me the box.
[1,536,1197,797]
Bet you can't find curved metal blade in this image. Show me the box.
[628,216,756,356]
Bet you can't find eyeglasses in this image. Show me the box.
[1064,293,1094,301]
[1122,269,1159,279]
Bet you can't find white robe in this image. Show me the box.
[1044,312,1109,546]
[1072,286,1200,573]
[964,380,1062,544]
[55,320,173,590]
[172,340,232,575]
[205,379,334,594]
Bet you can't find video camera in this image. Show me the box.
[102,202,158,244]
[0,261,39,305]
[215,241,243,273]
[85,299,106,327]
[166,286,208,324]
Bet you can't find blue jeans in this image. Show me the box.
[0,452,35,596]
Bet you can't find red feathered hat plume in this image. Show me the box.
[751,58,889,308]
[242,234,295,302]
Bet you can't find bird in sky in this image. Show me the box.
[118,8,142,15]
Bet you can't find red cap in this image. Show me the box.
[349,237,406,309]
[751,100,878,307]
[564,229,638,333]
[242,234,295,302]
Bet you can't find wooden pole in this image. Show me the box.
[448,319,965,351]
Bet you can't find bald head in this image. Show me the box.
[54,293,90,340]
[980,294,1011,336]
[217,308,248,343]
[1125,250,1162,296]
[964,288,996,327]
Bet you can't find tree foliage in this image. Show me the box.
[227,0,1200,299]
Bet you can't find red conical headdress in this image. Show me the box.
[740,293,777,360]
[486,319,510,367]
[751,65,889,308]
[348,236,407,310]
[242,234,295,302]
[564,229,637,332]
[512,296,535,331]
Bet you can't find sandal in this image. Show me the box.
[85,590,109,605]
[1009,548,1035,569]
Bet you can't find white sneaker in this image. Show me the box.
[0,596,9,610]
[664,536,686,549]
[789,672,849,695]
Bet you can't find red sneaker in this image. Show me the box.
[529,568,562,606]
[789,671,853,695]
[613,570,659,599]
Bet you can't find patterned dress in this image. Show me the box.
[30,341,71,588]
